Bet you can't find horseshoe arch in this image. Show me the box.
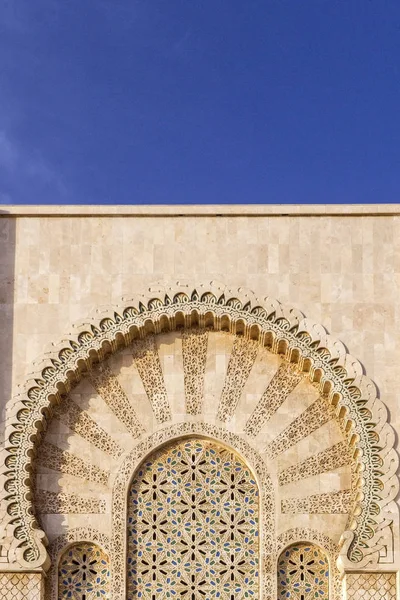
[1,286,398,589]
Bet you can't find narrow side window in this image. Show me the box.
[278,542,329,599]
[58,542,110,599]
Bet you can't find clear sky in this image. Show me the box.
[0,1,399,205]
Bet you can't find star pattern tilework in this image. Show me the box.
[127,437,259,600]
[278,543,329,599]
[58,543,110,599]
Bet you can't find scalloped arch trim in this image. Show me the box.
[1,287,398,570]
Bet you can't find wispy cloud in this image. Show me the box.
[0,129,67,204]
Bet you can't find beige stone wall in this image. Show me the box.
[1,205,400,443]
[1,204,400,599]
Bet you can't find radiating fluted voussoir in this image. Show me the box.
[2,285,397,571]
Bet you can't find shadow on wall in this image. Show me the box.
[0,210,15,445]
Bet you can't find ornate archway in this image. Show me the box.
[1,285,398,598]
[111,425,274,600]
[126,437,259,600]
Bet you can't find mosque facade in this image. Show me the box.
[0,204,398,599]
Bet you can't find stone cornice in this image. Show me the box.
[1,204,400,217]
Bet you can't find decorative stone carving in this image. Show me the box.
[45,528,110,600]
[132,335,172,424]
[1,286,398,572]
[35,491,106,515]
[245,363,302,437]
[89,364,145,438]
[266,397,335,459]
[52,399,123,459]
[127,437,259,600]
[281,489,354,514]
[276,528,341,600]
[0,573,43,600]
[277,543,329,599]
[217,336,258,422]
[346,572,397,600]
[111,422,275,600]
[57,542,110,600]
[37,442,109,486]
[182,329,208,415]
[278,441,351,487]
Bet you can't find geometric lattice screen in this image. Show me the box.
[58,542,110,599]
[127,437,259,600]
[277,543,329,599]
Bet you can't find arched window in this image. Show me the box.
[127,437,259,600]
[58,542,110,599]
[278,543,329,599]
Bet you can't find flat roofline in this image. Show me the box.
[1,204,400,217]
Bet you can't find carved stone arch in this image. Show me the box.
[45,528,111,600]
[1,284,398,578]
[277,529,341,600]
[111,423,274,600]
[277,541,330,599]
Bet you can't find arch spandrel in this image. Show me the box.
[1,285,398,589]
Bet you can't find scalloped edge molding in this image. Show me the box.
[1,281,398,572]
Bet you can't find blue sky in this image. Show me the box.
[0,1,399,205]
